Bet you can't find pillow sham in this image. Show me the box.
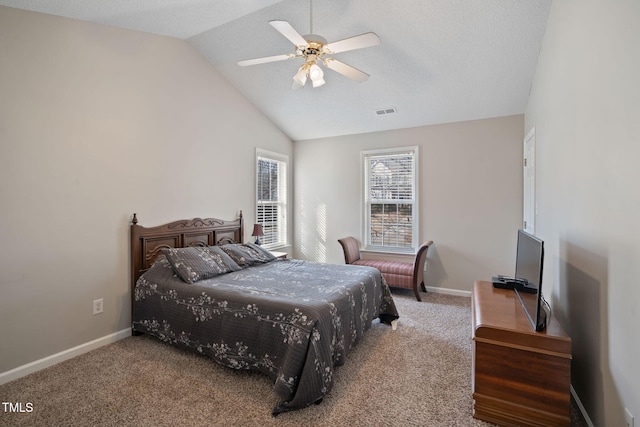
[162,246,241,284]
[220,243,277,268]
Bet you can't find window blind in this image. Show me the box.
[256,153,287,247]
[364,149,417,251]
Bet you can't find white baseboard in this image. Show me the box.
[0,328,131,386]
[571,385,595,427]
[425,286,472,298]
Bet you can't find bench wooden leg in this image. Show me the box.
[413,286,422,302]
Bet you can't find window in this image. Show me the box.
[363,147,418,252]
[256,149,288,248]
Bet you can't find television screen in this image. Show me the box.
[514,229,547,331]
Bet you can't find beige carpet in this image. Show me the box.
[0,291,585,427]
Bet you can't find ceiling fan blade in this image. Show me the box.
[324,32,381,54]
[269,20,309,47]
[324,59,370,82]
[238,54,295,67]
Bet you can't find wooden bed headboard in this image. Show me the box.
[130,211,244,293]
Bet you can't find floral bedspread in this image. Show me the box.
[132,258,399,414]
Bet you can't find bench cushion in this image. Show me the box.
[353,259,413,289]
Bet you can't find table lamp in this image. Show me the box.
[251,224,264,245]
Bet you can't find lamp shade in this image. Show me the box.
[311,76,326,88]
[309,63,323,80]
[251,224,264,237]
[309,63,325,87]
[293,66,308,86]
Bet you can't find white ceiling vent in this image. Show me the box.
[376,107,397,116]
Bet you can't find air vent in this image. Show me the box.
[376,107,397,115]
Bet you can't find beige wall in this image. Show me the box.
[293,115,524,293]
[0,6,292,373]
[525,0,640,425]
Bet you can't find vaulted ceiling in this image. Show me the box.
[0,0,552,140]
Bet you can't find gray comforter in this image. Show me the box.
[132,258,399,414]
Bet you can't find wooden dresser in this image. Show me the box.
[472,281,572,427]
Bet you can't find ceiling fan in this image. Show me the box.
[237,2,380,89]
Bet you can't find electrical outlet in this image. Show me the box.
[92,298,103,315]
[626,408,635,427]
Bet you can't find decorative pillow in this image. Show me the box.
[162,246,242,284]
[220,243,277,268]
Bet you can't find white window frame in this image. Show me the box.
[362,146,419,253]
[255,148,288,249]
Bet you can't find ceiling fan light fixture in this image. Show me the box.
[309,63,325,87]
[293,65,308,86]
[309,63,323,80]
[311,75,325,88]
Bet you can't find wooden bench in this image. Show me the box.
[338,237,433,301]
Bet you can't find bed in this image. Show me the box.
[130,212,399,415]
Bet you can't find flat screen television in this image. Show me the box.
[514,229,547,332]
